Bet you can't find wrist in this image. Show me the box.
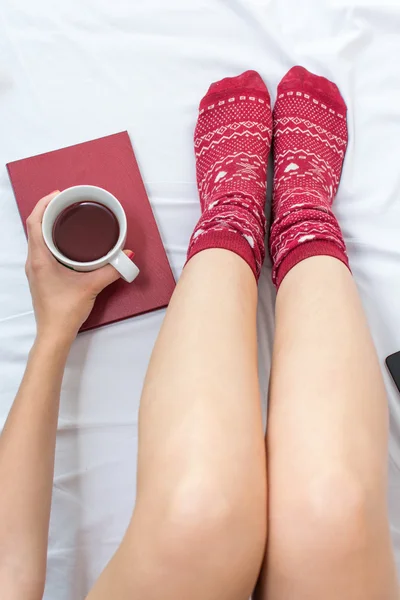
[34,328,76,355]
[27,334,72,382]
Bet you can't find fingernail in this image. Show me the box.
[126,250,135,260]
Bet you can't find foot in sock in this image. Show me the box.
[269,66,349,288]
[186,70,272,279]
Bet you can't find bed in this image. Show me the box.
[1,0,400,597]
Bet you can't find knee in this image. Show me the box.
[136,479,266,577]
[287,470,374,559]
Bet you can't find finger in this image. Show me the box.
[26,191,60,244]
[90,250,134,293]
[28,190,60,225]
[26,191,60,260]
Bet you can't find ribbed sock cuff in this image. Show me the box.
[275,240,350,288]
[186,229,259,279]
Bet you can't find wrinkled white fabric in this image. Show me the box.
[0,1,399,597]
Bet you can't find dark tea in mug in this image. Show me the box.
[52,201,119,262]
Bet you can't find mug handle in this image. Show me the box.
[109,250,140,283]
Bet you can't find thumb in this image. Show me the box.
[91,250,134,293]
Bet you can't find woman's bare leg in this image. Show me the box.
[87,251,267,600]
[255,65,398,599]
[87,70,272,600]
[256,256,398,599]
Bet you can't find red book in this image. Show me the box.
[7,131,176,332]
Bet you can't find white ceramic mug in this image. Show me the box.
[42,185,139,283]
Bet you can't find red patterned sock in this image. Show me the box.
[186,70,272,279]
[270,66,350,288]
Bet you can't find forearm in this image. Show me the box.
[0,333,72,598]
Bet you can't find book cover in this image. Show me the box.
[7,131,176,332]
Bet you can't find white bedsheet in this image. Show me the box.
[1,0,400,596]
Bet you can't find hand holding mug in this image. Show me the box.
[42,185,139,282]
[26,192,135,343]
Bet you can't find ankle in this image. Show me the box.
[187,70,272,280]
[270,67,349,288]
